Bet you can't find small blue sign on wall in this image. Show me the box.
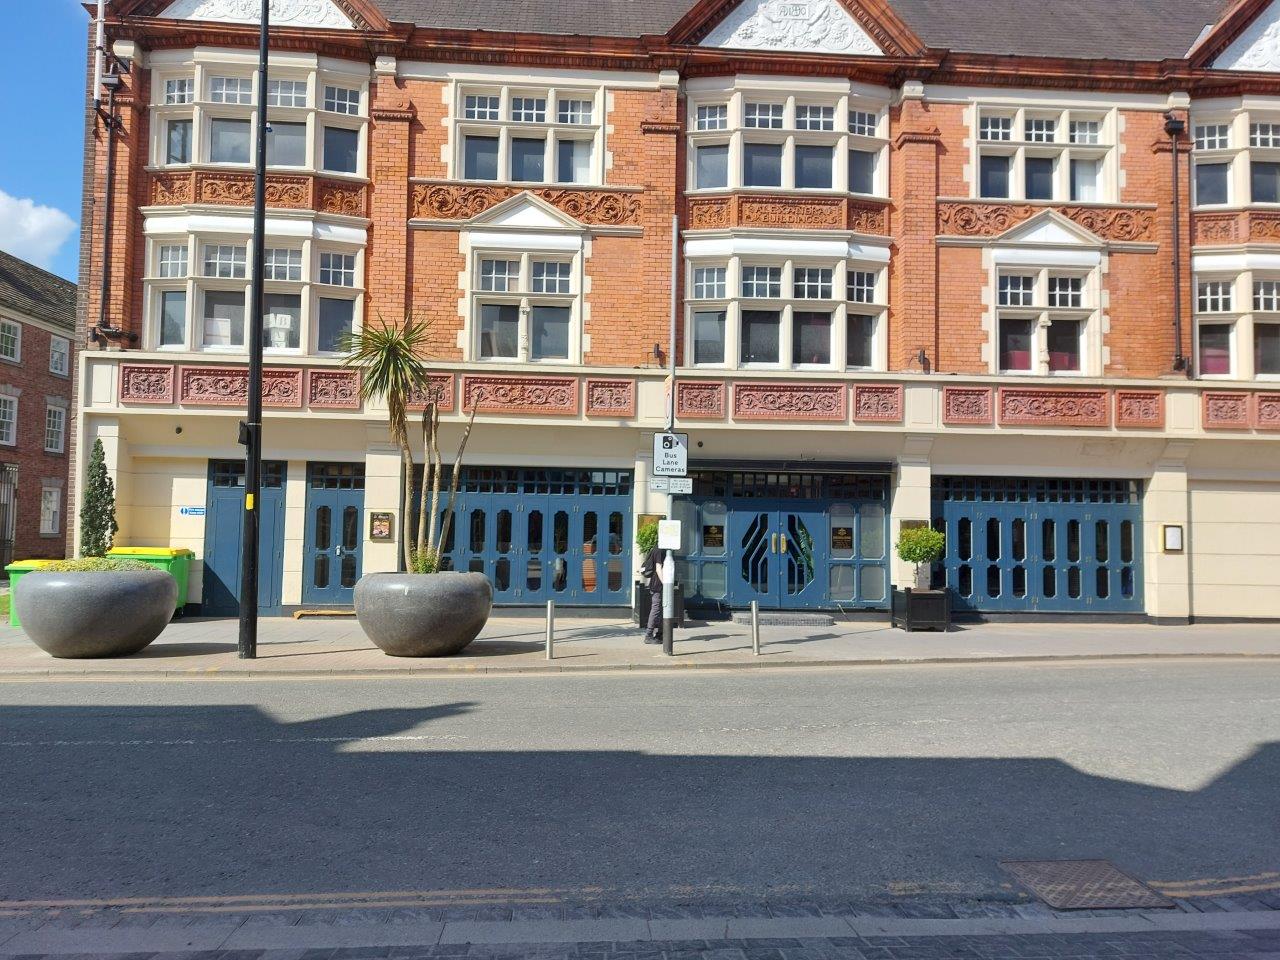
[180,506,206,517]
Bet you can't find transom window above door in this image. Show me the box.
[470,252,581,364]
[975,106,1114,203]
[685,255,887,371]
[455,84,603,187]
[687,85,888,197]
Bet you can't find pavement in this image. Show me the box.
[1,614,1279,677]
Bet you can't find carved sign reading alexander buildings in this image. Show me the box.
[150,172,368,216]
[937,202,1156,243]
[686,195,888,234]
[412,183,642,227]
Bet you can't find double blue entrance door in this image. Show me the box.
[203,460,286,616]
[439,468,633,606]
[932,477,1144,614]
[302,463,365,607]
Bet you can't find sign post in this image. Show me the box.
[657,519,681,656]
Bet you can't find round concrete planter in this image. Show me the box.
[354,572,493,657]
[15,570,177,658]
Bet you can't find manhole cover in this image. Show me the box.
[1000,860,1175,910]
[731,613,834,626]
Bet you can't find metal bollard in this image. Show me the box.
[545,599,555,660]
[750,599,760,656]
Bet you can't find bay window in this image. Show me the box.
[686,254,887,371]
[686,84,888,196]
[454,84,602,186]
[1191,111,1280,206]
[1191,271,1280,378]
[974,106,1113,202]
[144,235,362,354]
[149,57,368,177]
[470,252,580,363]
[994,266,1096,375]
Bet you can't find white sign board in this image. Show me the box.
[657,519,683,551]
[648,478,670,493]
[668,477,693,495]
[653,432,689,477]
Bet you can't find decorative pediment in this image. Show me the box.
[700,0,883,55]
[1212,0,1280,70]
[994,209,1103,247]
[156,0,355,29]
[467,193,586,231]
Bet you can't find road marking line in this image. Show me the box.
[0,734,467,748]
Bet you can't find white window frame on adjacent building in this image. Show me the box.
[0,394,16,447]
[973,105,1116,203]
[49,335,70,377]
[686,80,889,198]
[453,83,604,186]
[44,403,66,454]
[991,264,1100,377]
[0,318,20,363]
[142,234,364,356]
[148,52,369,178]
[39,485,62,537]
[468,250,583,364]
[684,253,888,372]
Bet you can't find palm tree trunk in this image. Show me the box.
[415,405,432,563]
[427,404,443,555]
[399,441,415,572]
[438,406,478,554]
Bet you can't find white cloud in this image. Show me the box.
[0,190,77,271]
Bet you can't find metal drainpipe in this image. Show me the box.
[1166,110,1189,375]
[97,82,118,336]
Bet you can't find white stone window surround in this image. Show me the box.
[0,317,20,363]
[148,48,369,179]
[140,216,365,356]
[682,235,890,373]
[450,82,606,187]
[49,335,70,377]
[971,104,1116,203]
[44,402,67,454]
[1188,253,1280,380]
[39,484,61,537]
[466,248,585,365]
[685,78,889,198]
[0,393,16,447]
[991,262,1099,377]
[1189,103,1280,208]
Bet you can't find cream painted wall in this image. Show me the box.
[1189,481,1280,619]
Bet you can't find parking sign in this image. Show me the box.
[653,432,689,477]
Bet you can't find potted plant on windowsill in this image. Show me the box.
[891,525,950,632]
[15,439,177,658]
[343,318,490,657]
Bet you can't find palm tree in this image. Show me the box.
[341,317,477,573]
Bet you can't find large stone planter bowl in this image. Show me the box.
[15,570,178,658]
[355,572,493,657]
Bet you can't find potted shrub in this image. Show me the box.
[16,440,177,657]
[343,318,491,657]
[891,525,950,632]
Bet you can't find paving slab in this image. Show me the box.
[0,920,241,954]
[220,921,444,948]
[438,919,650,944]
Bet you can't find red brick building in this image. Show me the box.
[0,251,76,566]
[76,0,1280,620]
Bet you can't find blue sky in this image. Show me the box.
[0,1,93,280]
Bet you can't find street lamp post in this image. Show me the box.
[237,0,270,659]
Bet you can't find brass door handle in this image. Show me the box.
[780,533,788,554]
[771,533,778,554]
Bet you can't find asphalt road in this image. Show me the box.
[1,661,1278,908]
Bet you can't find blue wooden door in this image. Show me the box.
[933,477,1143,614]
[303,463,365,606]
[202,460,286,616]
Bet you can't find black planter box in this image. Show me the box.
[633,581,686,627]
[891,588,951,632]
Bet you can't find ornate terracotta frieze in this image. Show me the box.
[179,366,303,408]
[942,386,994,425]
[1202,390,1252,429]
[148,171,368,216]
[1249,212,1280,242]
[407,374,457,413]
[306,369,362,410]
[1255,392,1280,430]
[997,388,1110,428]
[584,378,636,418]
[732,381,847,422]
[411,181,642,227]
[852,384,904,423]
[1114,390,1165,429]
[675,380,726,420]
[684,194,888,235]
[937,201,1156,243]
[119,363,176,405]
[461,375,579,416]
[1193,212,1243,246]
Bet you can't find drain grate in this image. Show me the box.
[1000,859,1175,910]
[731,613,834,627]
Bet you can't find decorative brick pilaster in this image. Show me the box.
[367,78,414,327]
[890,100,942,373]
